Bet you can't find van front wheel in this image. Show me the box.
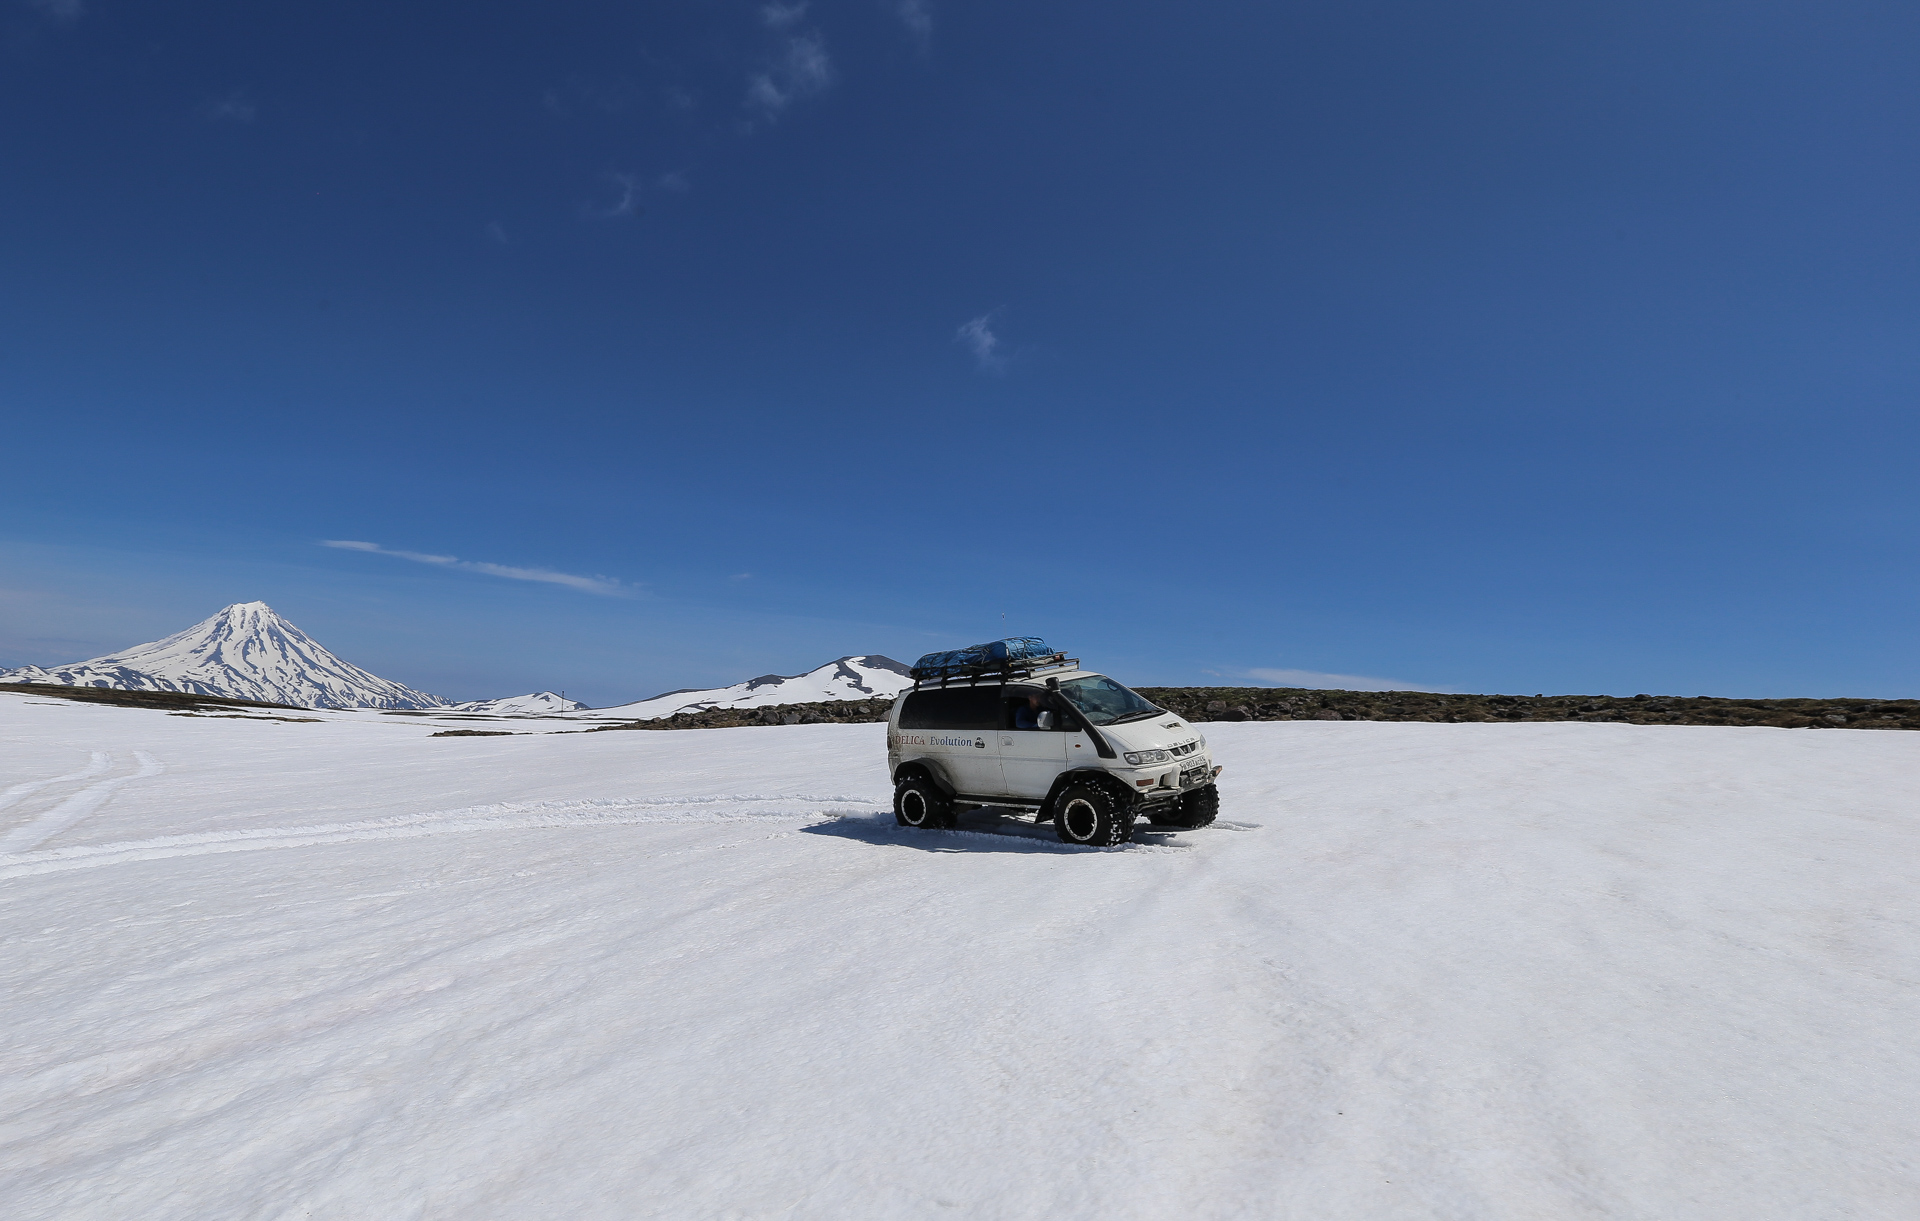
[895,777,954,829]
[1162,784,1218,829]
[1053,783,1134,847]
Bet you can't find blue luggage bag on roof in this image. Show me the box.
[910,637,1054,680]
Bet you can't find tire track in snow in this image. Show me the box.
[0,792,887,879]
[0,752,165,854]
[0,751,111,813]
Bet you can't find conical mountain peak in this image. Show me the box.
[0,603,447,710]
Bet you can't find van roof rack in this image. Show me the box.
[910,654,1077,690]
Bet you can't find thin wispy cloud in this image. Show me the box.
[896,0,932,47]
[24,0,83,21]
[746,32,832,118]
[321,540,631,597]
[201,90,256,123]
[956,314,1003,371]
[590,172,644,219]
[543,75,644,117]
[1231,667,1449,693]
[761,2,808,29]
[586,171,687,219]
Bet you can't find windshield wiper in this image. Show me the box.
[1107,709,1160,725]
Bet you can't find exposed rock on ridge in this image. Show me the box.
[595,688,1920,732]
[1136,688,1920,730]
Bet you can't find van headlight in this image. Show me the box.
[1124,749,1170,766]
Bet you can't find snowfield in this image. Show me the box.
[2,693,1917,1219]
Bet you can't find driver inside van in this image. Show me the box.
[1014,694,1046,730]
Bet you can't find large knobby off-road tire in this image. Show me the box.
[1159,783,1219,829]
[1053,782,1135,847]
[894,776,956,829]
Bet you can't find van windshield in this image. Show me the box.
[1057,676,1161,726]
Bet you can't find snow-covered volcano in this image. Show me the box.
[0,602,448,710]
[581,655,912,720]
[441,692,586,715]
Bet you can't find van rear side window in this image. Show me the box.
[899,687,1000,731]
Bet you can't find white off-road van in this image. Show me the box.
[886,642,1221,846]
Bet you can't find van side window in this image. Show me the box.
[1000,687,1063,730]
[899,686,1000,731]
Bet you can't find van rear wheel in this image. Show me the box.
[895,777,954,829]
[1053,783,1134,847]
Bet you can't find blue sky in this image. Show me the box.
[2,0,1916,706]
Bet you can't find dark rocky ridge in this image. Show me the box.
[590,689,1920,732]
[11,678,1911,732]
[1134,688,1920,730]
[587,698,898,732]
[0,680,308,713]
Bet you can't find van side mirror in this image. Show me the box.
[1037,711,1055,730]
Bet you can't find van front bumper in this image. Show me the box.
[1126,764,1219,810]
[1127,758,1216,790]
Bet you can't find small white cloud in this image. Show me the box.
[486,221,508,244]
[761,2,808,28]
[25,0,83,21]
[321,540,630,597]
[786,35,831,90]
[746,75,784,114]
[746,33,832,118]
[729,572,753,581]
[201,91,256,123]
[586,172,683,219]
[896,0,932,46]
[956,314,1003,371]
[591,172,644,219]
[1236,667,1449,693]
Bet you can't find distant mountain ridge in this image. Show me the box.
[0,602,449,710]
[442,691,586,714]
[578,655,912,720]
[1,603,915,718]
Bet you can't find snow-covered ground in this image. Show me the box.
[2,691,1916,1219]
